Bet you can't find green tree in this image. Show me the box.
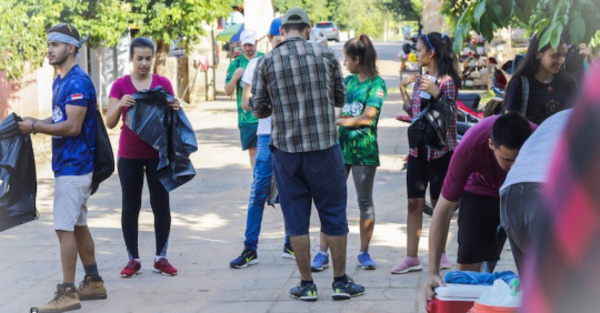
[130,0,231,75]
[450,0,600,53]
[386,0,422,22]
[0,0,134,81]
[274,0,333,25]
[441,0,473,33]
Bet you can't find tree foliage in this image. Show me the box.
[274,0,332,26]
[129,0,231,74]
[0,0,133,81]
[131,0,230,50]
[441,0,473,32]
[0,0,231,81]
[384,0,422,22]
[450,0,600,54]
[274,0,417,38]
[1,0,61,81]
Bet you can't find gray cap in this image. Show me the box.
[281,8,310,26]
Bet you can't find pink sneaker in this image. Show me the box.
[154,258,178,276]
[120,259,142,278]
[440,253,452,270]
[391,256,422,274]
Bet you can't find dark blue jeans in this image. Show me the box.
[244,135,290,250]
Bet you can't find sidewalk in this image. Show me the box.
[0,90,516,313]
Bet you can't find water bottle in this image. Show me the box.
[419,75,437,99]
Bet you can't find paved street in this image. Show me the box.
[0,40,515,313]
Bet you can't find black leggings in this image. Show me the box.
[118,158,171,259]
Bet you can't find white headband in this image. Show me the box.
[47,32,88,56]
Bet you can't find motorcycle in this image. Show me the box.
[480,57,508,116]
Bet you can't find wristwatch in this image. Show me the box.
[31,121,37,135]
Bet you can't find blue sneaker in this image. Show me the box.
[229,248,258,269]
[289,282,318,301]
[357,251,376,270]
[310,251,329,272]
[331,276,365,300]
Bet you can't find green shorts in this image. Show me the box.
[239,123,258,150]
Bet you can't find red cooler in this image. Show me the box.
[427,284,492,313]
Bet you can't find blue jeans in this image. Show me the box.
[244,135,290,250]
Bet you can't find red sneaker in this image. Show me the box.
[120,259,142,278]
[154,258,178,276]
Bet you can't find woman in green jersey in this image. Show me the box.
[310,35,387,271]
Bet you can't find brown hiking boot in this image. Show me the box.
[77,276,107,300]
[38,284,81,313]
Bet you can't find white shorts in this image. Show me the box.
[53,173,93,231]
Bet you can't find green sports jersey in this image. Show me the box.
[225,52,263,125]
[338,75,387,166]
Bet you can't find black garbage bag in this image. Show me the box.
[407,94,455,150]
[0,113,38,232]
[126,87,198,192]
[90,109,115,195]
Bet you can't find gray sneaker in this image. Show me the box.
[289,282,318,301]
[332,276,365,300]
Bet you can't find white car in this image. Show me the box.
[309,29,328,46]
[315,21,340,42]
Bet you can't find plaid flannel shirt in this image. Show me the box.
[250,36,345,153]
[408,75,458,161]
[521,66,600,313]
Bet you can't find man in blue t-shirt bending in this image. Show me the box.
[18,23,107,312]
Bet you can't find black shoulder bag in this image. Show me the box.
[407,93,454,150]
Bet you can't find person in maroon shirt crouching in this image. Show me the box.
[424,112,536,301]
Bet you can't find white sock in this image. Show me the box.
[155,256,165,262]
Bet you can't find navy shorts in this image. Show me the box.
[239,123,258,150]
[272,144,348,236]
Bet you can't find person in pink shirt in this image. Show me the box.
[424,112,536,301]
[106,37,180,278]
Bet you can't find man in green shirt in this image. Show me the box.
[225,29,263,169]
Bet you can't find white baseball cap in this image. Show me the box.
[240,29,257,45]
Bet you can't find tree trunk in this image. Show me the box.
[97,50,105,116]
[177,57,190,103]
[154,40,169,75]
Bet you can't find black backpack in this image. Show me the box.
[90,110,115,195]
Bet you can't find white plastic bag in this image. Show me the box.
[476,278,521,308]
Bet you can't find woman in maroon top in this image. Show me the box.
[106,37,180,277]
[393,32,460,274]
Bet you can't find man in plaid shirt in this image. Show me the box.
[250,7,365,301]
[521,66,600,313]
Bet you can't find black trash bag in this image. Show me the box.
[90,109,115,195]
[0,113,38,232]
[126,87,198,192]
[267,175,279,206]
[407,95,455,150]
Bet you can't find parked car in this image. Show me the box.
[309,29,328,46]
[315,21,340,42]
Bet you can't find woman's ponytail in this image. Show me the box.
[419,32,461,87]
[344,34,379,78]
